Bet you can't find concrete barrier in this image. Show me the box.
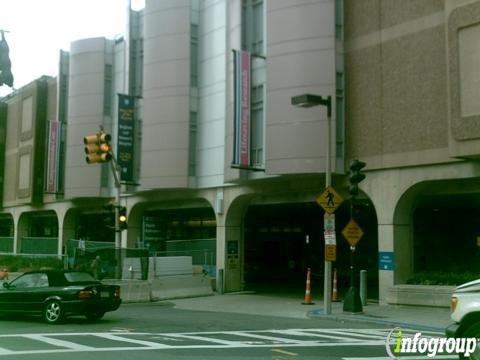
[386,284,455,307]
[103,279,151,303]
[150,274,213,301]
[105,274,213,303]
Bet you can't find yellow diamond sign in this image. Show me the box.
[342,219,364,247]
[316,186,343,214]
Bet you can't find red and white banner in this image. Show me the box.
[233,50,251,167]
[45,120,61,193]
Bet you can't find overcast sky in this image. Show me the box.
[0,0,145,97]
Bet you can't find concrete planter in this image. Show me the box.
[386,284,455,308]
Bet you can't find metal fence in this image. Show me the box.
[0,237,13,253]
[20,237,58,255]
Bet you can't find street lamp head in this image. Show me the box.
[291,93,332,117]
[291,94,325,108]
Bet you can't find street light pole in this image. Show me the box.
[109,156,122,279]
[324,96,332,315]
[291,94,333,315]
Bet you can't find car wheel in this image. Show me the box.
[85,311,105,321]
[44,300,64,324]
[461,322,480,360]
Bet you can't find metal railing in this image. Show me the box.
[20,237,58,255]
[0,237,13,253]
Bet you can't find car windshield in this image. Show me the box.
[64,272,96,283]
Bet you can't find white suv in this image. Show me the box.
[446,279,480,359]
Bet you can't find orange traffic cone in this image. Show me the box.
[332,268,340,302]
[302,267,314,305]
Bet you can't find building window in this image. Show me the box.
[336,71,345,158]
[190,24,198,87]
[242,0,264,55]
[335,0,344,41]
[242,0,265,167]
[189,111,197,176]
[251,85,264,166]
[103,64,112,116]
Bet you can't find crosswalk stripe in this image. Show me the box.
[321,329,387,340]
[22,334,95,350]
[164,333,238,345]
[226,331,305,344]
[343,356,457,360]
[270,329,359,342]
[93,334,172,348]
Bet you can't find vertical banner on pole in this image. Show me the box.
[232,50,251,168]
[117,94,135,183]
[45,120,61,193]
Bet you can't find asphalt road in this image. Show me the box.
[0,302,454,360]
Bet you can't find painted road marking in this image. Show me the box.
[225,331,306,344]
[93,333,171,348]
[0,328,413,356]
[343,356,457,360]
[271,348,299,356]
[22,334,95,351]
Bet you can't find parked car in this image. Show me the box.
[446,278,480,359]
[0,270,121,324]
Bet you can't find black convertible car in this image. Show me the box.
[0,270,121,324]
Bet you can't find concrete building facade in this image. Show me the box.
[0,0,479,304]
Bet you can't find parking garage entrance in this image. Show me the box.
[243,201,379,298]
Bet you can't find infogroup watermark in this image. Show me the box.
[385,327,477,359]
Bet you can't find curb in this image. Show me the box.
[307,308,446,333]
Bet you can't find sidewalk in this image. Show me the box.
[170,292,451,333]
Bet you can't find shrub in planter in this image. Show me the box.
[0,255,63,272]
[406,271,479,286]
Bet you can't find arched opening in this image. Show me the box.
[242,196,379,298]
[132,199,217,278]
[394,178,480,285]
[0,214,14,253]
[413,194,480,278]
[17,211,59,254]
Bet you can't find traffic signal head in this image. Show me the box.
[119,207,127,231]
[84,131,112,164]
[349,160,366,197]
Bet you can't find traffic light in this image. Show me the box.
[349,159,366,197]
[84,131,112,164]
[0,32,13,88]
[118,206,127,231]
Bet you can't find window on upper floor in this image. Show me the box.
[190,23,198,87]
[242,0,264,55]
[242,0,265,168]
[251,84,264,167]
[103,64,112,116]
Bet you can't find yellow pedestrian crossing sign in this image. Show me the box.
[316,186,343,214]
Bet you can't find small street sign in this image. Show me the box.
[317,186,343,214]
[342,219,364,247]
[324,213,335,231]
[325,244,337,261]
[324,230,336,245]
